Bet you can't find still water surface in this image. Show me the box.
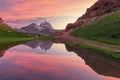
[0,40,120,80]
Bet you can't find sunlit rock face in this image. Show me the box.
[65,0,120,31]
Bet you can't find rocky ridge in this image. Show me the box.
[65,0,120,31]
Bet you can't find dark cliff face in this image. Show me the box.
[0,18,4,24]
[65,0,120,31]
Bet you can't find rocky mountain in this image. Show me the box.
[19,21,54,36]
[65,0,120,31]
[40,21,53,30]
[21,23,41,32]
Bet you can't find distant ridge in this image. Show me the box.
[17,21,55,36]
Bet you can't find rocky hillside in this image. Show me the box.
[70,0,120,45]
[79,0,120,19]
[65,0,120,31]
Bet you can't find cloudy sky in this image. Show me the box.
[0,0,97,29]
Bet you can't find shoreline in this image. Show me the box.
[55,32,120,59]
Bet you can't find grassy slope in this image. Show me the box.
[71,10,120,45]
[0,23,54,44]
[0,23,31,38]
[0,23,34,43]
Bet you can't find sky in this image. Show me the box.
[0,0,97,29]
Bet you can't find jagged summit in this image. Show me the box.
[19,21,54,36]
[40,21,53,30]
[21,21,53,32]
[21,23,40,32]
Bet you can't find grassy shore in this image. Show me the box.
[66,41,120,59]
[0,36,54,52]
[0,36,53,44]
[71,10,120,46]
[0,37,34,44]
[54,39,120,59]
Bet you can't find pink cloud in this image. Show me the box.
[0,0,98,29]
[1,0,97,20]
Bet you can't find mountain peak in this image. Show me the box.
[20,21,54,36]
[21,23,40,32]
[40,21,53,30]
[30,23,37,26]
[28,23,38,28]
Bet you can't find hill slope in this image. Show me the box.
[71,10,120,45]
[65,0,120,32]
[0,18,29,38]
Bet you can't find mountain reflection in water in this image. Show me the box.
[0,40,120,80]
[24,40,53,50]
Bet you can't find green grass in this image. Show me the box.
[71,10,120,45]
[0,23,53,42]
[0,37,35,44]
[0,23,36,45]
[63,40,120,59]
[0,23,31,38]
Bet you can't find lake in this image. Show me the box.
[0,40,120,80]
